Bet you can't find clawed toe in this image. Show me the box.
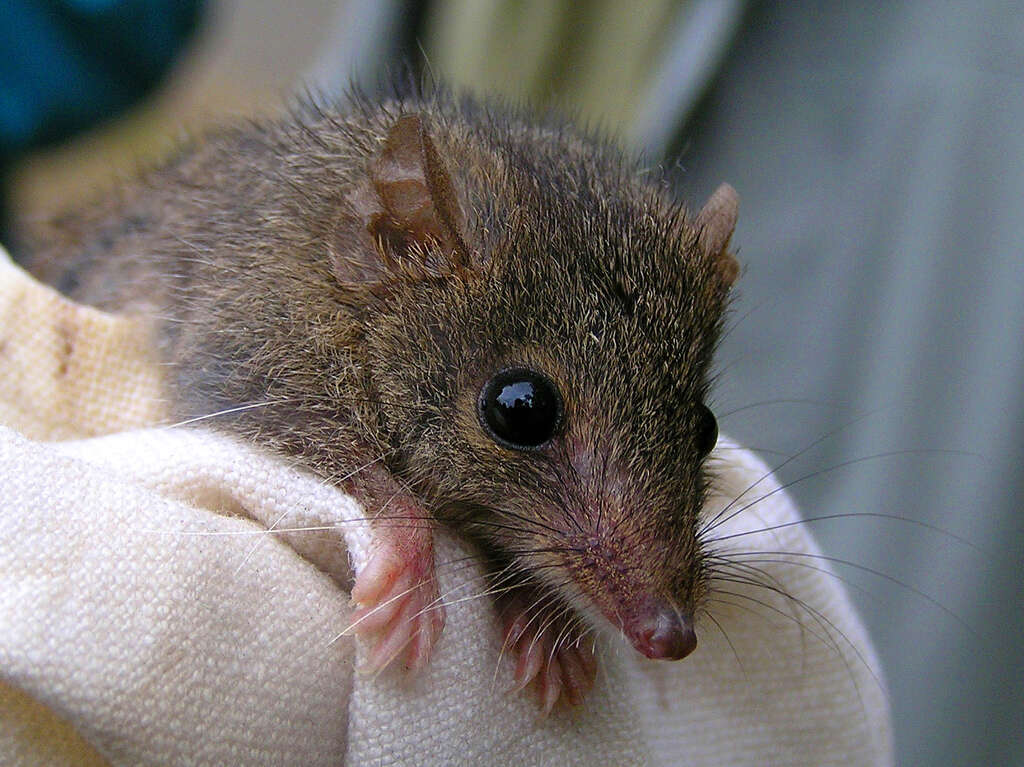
[348,528,444,674]
[499,592,597,712]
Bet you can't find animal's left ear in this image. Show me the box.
[694,183,740,287]
[345,112,471,281]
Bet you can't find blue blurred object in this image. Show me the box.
[0,0,205,158]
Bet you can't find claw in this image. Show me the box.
[363,594,419,673]
[508,629,546,693]
[539,656,563,715]
[498,589,598,710]
[350,541,402,605]
[348,513,444,675]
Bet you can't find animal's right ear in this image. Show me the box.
[694,183,740,287]
[339,113,471,285]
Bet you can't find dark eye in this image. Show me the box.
[695,404,718,457]
[478,367,563,450]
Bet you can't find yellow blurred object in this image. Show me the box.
[424,0,680,140]
[0,250,166,440]
[0,684,110,767]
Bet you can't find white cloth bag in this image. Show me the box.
[0,249,892,765]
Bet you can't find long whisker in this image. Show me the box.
[709,579,877,697]
[162,399,299,429]
[705,511,979,550]
[717,398,842,419]
[703,448,978,536]
[331,578,430,644]
[701,406,896,535]
[723,548,973,634]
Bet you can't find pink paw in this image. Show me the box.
[500,593,597,713]
[348,523,445,675]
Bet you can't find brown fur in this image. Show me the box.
[21,87,738,641]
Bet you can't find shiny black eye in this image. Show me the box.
[695,404,718,457]
[478,367,563,450]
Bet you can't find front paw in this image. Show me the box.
[348,522,445,675]
[499,590,598,713]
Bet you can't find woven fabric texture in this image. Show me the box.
[0,248,892,766]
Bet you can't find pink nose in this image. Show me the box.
[628,606,697,660]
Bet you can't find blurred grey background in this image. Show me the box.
[7,1,1023,764]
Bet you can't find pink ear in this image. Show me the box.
[694,183,740,287]
[361,113,469,273]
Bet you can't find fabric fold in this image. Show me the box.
[0,247,893,766]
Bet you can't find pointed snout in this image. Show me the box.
[626,604,697,660]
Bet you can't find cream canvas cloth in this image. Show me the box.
[0,247,893,766]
